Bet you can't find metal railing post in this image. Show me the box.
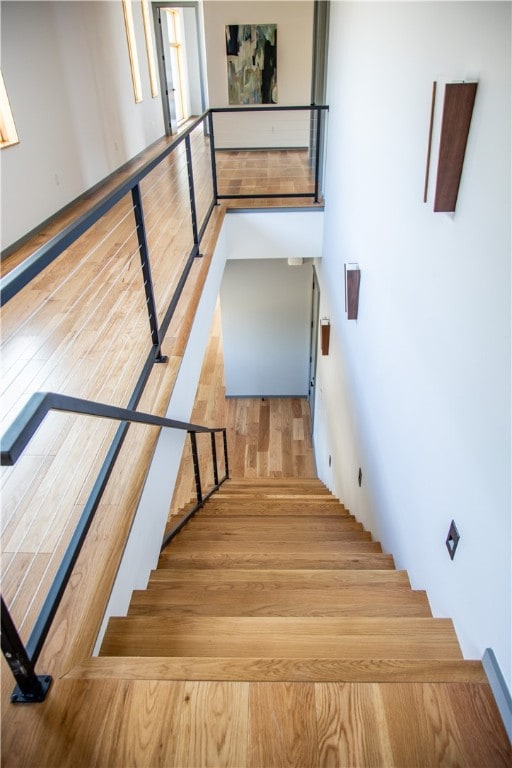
[211,431,219,487]
[131,183,168,363]
[314,106,322,203]
[185,134,199,248]
[222,428,230,480]
[189,431,203,506]
[1,598,52,703]
[207,111,219,204]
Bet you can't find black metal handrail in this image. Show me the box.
[209,104,329,203]
[0,111,212,306]
[0,104,328,703]
[0,391,228,703]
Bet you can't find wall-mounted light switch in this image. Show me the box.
[446,520,460,560]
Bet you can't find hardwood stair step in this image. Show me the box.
[198,503,347,516]
[173,528,373,543]
[146,568,412,589]
[99,616,463,659]
[219,482,331,493]
[157,552,396,569]
[186,517,364,532]
[70,656,487,683]
[222,478,327,486]
[164,540,382,555]
[127,585,432,617]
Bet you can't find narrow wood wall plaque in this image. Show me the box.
[321,323,330,355]
[346,267,361,320]
[434,82,478,212]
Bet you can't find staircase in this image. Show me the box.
[94,479,511,765]
[99,479,482,683]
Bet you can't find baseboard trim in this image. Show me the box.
[482,648,512,742]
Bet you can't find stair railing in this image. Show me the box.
[0,104,328,704]
[0,391,228,703]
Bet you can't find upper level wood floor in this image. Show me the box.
[1,127,321,696]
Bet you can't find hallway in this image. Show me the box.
[169,302,317,518]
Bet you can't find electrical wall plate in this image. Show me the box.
[446,520,460,560]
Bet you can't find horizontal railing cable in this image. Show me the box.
[0,112,209,307]
[0,105,327,701]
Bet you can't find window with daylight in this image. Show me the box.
[0,70,19,149]
[164,9,188,123]
[122,0,143,103]
[141,0,159,98]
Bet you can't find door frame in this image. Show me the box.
[308,267,321,430]
[152,1,207,136]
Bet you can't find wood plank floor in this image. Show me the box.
[168,301,316,520]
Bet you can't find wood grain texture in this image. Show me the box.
[99,615,463,659]
[66,656,489,684]
[315,682,394,767]
[2,679,509,768]
[128,585,431,618]
[146,567,412,589]
[248,682,319,768]
[434,82,478,212]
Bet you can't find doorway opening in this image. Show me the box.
[153,2,206,136]
[308,268,320,430]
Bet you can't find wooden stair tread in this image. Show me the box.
[174,525,372,545]
[69,656,487,683]
[186,517,364,531]
[196,503,348,516]
[99,616,462,658]
[147,568,412,587]
[173,529,373,543]
[164,540,383,554]
[128,585,431,617]
[156,552,395,569]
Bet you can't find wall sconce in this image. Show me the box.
[320,318,330,355]
[345,263,360,320]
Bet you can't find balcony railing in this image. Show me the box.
[0,104,328,703]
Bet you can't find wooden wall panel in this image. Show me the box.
[434,82,478,212]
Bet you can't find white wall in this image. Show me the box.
[202,0,313,148]
[314,2,511,690]
[224,209,323,262]
[221,258,312,396]
[95,221,229,652]
[1,1,165,250]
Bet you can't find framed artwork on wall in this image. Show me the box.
[225,24,277,104]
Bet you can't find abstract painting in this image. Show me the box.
[225,24,277,104]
